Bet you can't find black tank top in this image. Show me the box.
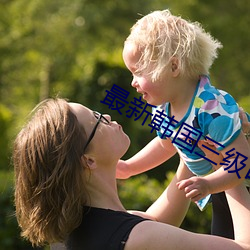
[66,206,148,250]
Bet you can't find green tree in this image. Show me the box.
[0,1,249,248]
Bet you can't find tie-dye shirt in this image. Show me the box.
[153,75,241,176]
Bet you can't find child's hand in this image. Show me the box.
[177,139,218,201]
[116,160,131,179]
[177,176,211,202]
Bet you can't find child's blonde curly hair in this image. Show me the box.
[125,9,222,81]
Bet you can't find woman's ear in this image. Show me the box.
[82,155,97,169]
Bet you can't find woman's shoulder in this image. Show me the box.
[66,206,148,250]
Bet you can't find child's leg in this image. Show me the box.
[211,192,234,239]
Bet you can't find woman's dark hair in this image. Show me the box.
[13,98,88,246]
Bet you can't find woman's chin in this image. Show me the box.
[121,137,131,157]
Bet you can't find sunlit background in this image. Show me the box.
[0,0,249,249]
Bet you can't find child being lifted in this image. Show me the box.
[117,9,250,239]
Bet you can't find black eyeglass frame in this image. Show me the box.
[83,111,109,151]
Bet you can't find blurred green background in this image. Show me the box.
[0,0,249,249]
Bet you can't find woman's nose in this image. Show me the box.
[103,114,111,122]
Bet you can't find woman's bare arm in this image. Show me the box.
[125,184,250,250]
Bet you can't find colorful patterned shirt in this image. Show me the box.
[153,75,241,176]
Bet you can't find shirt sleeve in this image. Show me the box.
[197,90,241,150]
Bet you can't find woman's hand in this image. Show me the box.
[239,107,250,140]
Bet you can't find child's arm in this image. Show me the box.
[178,131,250,201]
[116,136,177,179]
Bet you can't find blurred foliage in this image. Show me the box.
[119,174,164,210]
[0,0,249,248]
[0,104,12,169]
[239,95,250,112]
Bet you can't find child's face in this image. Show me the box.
[123,43,172,106]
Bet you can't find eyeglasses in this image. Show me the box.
[84,111,110,151]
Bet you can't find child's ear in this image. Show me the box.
[171,63,177,72]
[171,57,180,76]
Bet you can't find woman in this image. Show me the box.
[13,98,250,249]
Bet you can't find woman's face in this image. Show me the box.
[68,103,130,161]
